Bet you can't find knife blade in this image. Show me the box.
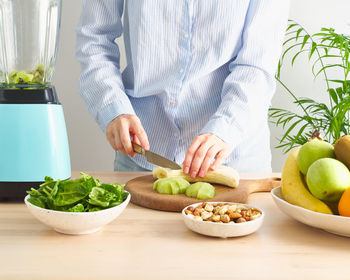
[132,142,182,170]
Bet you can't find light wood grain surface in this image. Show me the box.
[1,171,349,280]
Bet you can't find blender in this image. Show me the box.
[0,0,71,201]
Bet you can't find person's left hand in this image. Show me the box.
[183,133,231,178]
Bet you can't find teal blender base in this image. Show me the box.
[0,89,71,201]
[0,181,47,202]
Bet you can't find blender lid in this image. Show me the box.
[0,87,60,104]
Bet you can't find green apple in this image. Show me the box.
[297,138,335,175]
[306,158,350,202]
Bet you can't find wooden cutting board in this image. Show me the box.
[125,175,281,212]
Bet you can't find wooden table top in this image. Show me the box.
[1,171,349,280]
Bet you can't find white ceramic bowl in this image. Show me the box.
[182,202,264,238]
[271,187,350,237]
[24,193,130,235]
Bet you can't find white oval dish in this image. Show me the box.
[271,186,350,237]
[182,202,264,238]
[24,193,130,235]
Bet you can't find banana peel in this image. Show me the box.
[281,147,333,215]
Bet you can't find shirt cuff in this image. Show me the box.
[96,99,135,132]
[200,118,243,149]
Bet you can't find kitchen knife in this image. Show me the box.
[132,142,182,170]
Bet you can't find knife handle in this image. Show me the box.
[132,142,146,156]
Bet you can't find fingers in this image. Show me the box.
[210,150,227,171]
[189,141,214,178]
[183,136,202,174]
[119,122,134,157]
[199,145,221,177]
[114,131,128,156]
[105,114,149,157]
[133,135,141,145]
[106,127,118,151]
[130,120,150,151]
[183,133,230,178]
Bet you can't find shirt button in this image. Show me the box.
[170,100,176,106]
[184,33,189,38]
[179,69,184,73]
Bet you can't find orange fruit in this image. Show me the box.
[338,187,350,217]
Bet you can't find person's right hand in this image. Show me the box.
[106,114,150,157]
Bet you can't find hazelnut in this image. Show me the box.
[193,210,200,216]
[236,217,247,223]
[187,206,194,212]
[193,208,203,216]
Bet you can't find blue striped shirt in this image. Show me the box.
[76,0,290,172]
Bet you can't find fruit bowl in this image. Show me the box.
[271,187,350,237]
[24,193,130,235]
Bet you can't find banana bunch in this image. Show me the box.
[281,147,333,214]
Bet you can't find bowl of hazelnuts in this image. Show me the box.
[182,202,264,238]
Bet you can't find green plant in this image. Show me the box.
[269,20,350,152]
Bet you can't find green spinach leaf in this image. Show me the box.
[26,173,128,212]
[88,186,114,208]
[27,197,46,208]
[53,180,90,206]
[66,203,85,212]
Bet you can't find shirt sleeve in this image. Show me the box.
[200,0,290,148]
[76,0,135,132]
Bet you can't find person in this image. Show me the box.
[76,0,290,177]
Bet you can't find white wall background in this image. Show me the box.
[55,0,350,172]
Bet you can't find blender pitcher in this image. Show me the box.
[0,0,61,87]
[0,0,71,201]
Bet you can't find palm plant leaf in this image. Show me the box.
[269,20,350,152]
